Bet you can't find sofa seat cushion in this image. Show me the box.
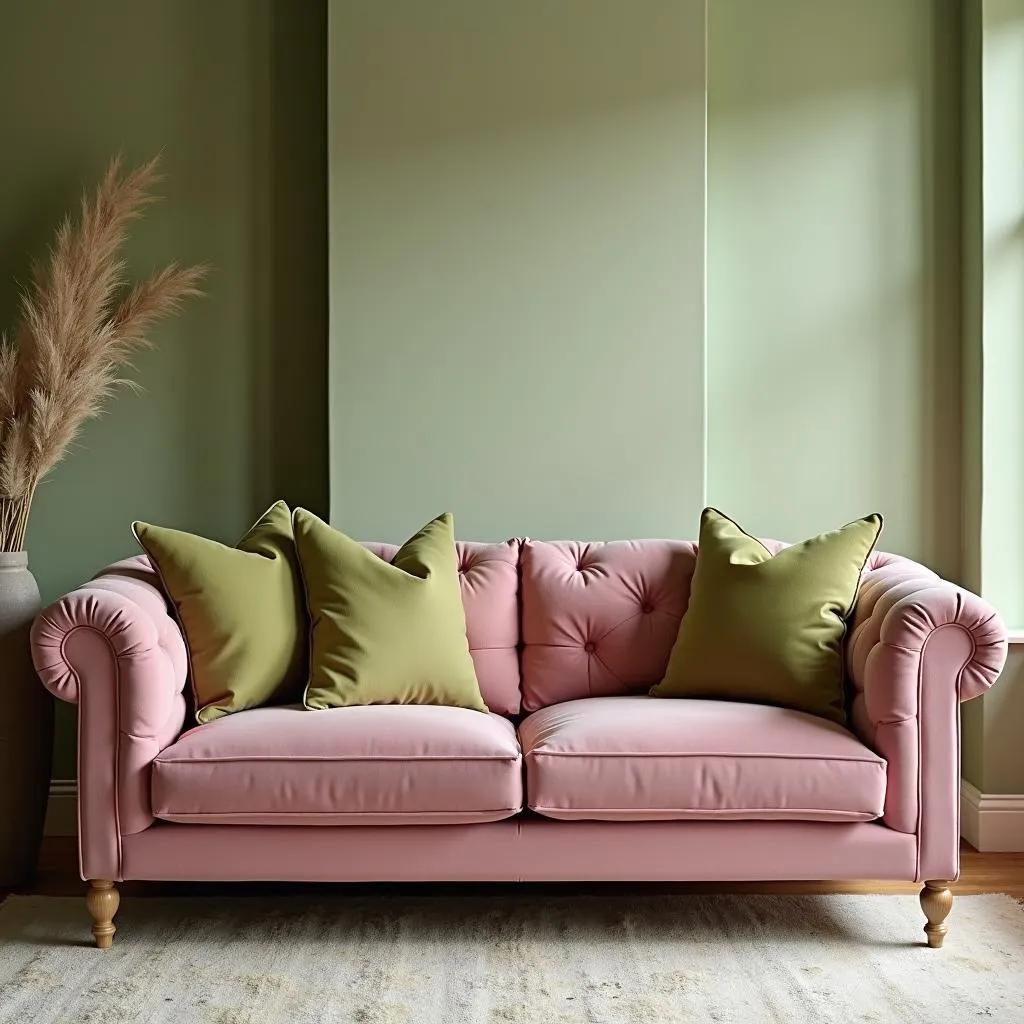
[152,705,523,825]
[518,697,886,822]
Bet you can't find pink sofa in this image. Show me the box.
[31,537,1007,950]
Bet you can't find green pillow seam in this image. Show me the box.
[837,512,885,713]
[290,506,320,712]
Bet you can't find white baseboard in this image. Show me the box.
[961,779,1024,851]
[44,780,77,837]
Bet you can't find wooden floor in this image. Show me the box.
[4,837,1024,902]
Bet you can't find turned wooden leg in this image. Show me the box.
[86,880,119,949]
[920,880,953,949]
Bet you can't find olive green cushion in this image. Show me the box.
[651,508,882,724]
[133,501,306,724]
[294,509,487,712]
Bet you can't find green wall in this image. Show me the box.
[961,0,987,789]
[6,0,1021,797]
[328,0,708,543]
[977,0,1024,629]
[327,0,1021,795]
[960,0,1024,793]
[707,0,963,578]
[0,0,328,778]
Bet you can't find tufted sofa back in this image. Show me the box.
[516,539,915,712]
[520,539,698,710]
[126,535,910,721]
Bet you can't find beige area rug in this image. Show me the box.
[1,892,1022,1023]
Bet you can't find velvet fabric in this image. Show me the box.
[31,556,188,881]
[30,541,1006,886]
[519,697,886,822]
[362,538,521,716]
[651,508,882,724]
[520,539,695,711]
[133,502,306,723]
[119,820,917,883]
[845,559,1007,878]
[152,704,522,826]
[297,511,486,712]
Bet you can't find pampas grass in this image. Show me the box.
[0,156,206,552]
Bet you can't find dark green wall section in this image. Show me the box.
[0,0,327,778]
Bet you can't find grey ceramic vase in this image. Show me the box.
[0,552,52,887]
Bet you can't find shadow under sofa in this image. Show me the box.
[29,536,1007,951]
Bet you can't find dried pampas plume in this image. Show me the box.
[0,156,207,551]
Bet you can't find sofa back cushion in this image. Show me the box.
[362,538,522,715]
[521,539,697,711]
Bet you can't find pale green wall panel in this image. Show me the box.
[0,0,327,778]
[962,0,985,601]
[979,0,1024,628]
[707,0,962,576]
[961,0,987,793]
[961,696,987,791]
[983,646,1024,792]
[976,0,1024,793]
[328,0,707,543]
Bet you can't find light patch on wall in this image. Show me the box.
[706,0,961,573]
[979,2,1024,627]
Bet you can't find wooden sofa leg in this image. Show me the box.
[920,880,953,949]
[86,880,120,949]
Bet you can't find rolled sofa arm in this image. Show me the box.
[846,554,1007,880]
[31,555,188,881]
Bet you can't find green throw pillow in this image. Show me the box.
[133,501,306,723]
[651,508,882,724]
[294,509,487,712]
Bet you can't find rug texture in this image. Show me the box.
[1,892,1022,1023]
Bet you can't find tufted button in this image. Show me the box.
[641,603,654,614]
[584,642,596,654]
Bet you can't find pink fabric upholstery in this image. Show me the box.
[519,697,886,822]
[30,540,1008,890]
[518,540,925,714]
[152,705,522,825]
[363,539,521,715]
[847,561,1007,879]
[30,555,188,881]
[120,820,915,882]
[520,540,695,711]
